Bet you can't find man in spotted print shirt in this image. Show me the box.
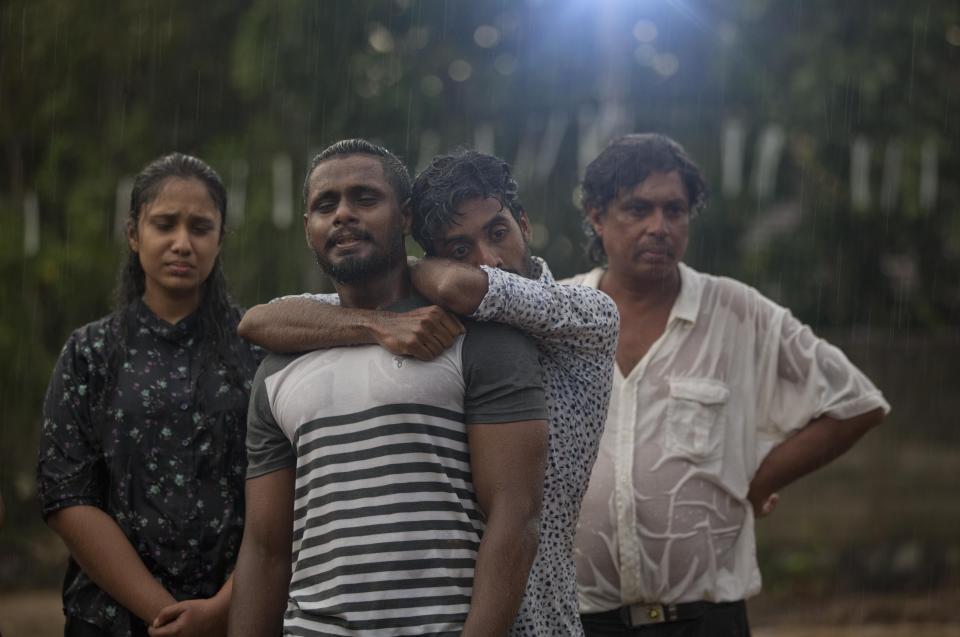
[239,149,619,635]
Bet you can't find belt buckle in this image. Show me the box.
[626,602,667,626]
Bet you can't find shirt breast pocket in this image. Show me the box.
[664,377,729,460]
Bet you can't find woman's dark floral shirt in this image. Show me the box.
[37,300,263,635]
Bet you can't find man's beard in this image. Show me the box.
[503,242,535,279]
[314,227,406,284]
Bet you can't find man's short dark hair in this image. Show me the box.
[303,139,411,207]
[580,133,708,264]
[410,149,525,255]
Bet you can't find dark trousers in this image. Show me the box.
[581,601,751,637]
[65,617,149,637]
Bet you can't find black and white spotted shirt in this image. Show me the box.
[472,257,619,636]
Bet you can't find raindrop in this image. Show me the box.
[356,80,381,99]
[530,222,550,250]
[634,44,657,66]
[368,24,395,53]
[448,59,473,82]
[947,25,960,47]
[496,10,522,35]
[407,26,430,50]
[494,53,517,76]
[717,20,738,46]
[474,24,500,48]
[421,75,443,97]
[548,236,574,261]
[633,20,658,43]
[23,192,39,256]
[652,53,679,77]
[366,64,386,83]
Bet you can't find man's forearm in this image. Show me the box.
[749,408,884,510]
[462,515,539,637]
[229,469,295,637]
[228,541,290,637]
[410,258,489,316]
[238,299,383,352]
[48,505,175,624]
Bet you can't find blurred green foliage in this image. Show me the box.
[1,0,959,583]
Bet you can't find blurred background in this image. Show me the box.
[1,0,958,635]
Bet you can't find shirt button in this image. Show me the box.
[180,402,189,411]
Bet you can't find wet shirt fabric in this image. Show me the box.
[471,258,618,637]
[37,299,263,636]
[245,295,547,636]
[566,264,891,610]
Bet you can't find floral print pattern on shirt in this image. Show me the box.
[37,299,263,636]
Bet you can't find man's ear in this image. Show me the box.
[518,212,533,244]
[400,200,413,236]
[586,206,605,236]
[126,219,139,253]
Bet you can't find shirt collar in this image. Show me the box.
[530,256,552,284]
[671,262,702,325]
[580,262,703,325]
[134,298,200,344]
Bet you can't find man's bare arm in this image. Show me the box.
[238,299,463,360]
[748,408,884,516]
[462,419,548,637]
[47,505,177,625]
[410,258,490,316]
[228,468,295,637]
[411,257,619,361]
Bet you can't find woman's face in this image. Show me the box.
[128,177,223,306]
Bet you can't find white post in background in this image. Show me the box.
[474,123,495,156]
[880,140,902,213]
[513,116,540,183]
[23,192,39,256]
[230,159,249,225]
[114,176,134,241]
[850,136,872,213]
[577,101,627,177]
[272,154,293,229]
[416,130,441,173]
[919,138,938,212]
[752,124,785,202]
[721,118,746,198]
[534,110,570,182]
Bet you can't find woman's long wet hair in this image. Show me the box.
[102,153,249,408]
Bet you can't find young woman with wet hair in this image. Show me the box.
[37,153,261,637]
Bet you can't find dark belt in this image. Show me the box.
[590,600,744,627]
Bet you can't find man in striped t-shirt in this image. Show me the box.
[229,140,548,636]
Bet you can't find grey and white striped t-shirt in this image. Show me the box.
[245,296,546,636]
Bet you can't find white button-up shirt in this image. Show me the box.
[565,263,890,610]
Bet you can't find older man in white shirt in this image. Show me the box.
[566,133,889,636]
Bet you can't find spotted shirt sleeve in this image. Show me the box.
[37,328,108,518]
[472,259,619,364]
